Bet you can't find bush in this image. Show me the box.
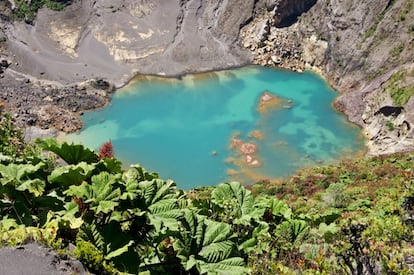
[0,112,35,158]
[11,0,69,22]
[323,182,350,208]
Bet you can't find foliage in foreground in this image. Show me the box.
[0,114,413,274]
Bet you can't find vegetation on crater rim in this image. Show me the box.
[9,0,71,22]
[384,68,414,106]
[0,112,413,274]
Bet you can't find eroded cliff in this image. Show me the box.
[242,0,414,155]
[1,0,257,85]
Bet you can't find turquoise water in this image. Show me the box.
[67,66,365,189]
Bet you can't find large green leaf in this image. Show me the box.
[96,158,123,174]
[177,209,205,250]
[174,210,205,261]
[96,200,118,214]
[139,179,177,209]
[0,164,20,186]
[174,210,246,273]
[0,217,19,231]
[0,162,45,187]
[120,169,141,201]
[148,198,183,227]
[89,173,121,203]
[199,257,247,275]
[148,198,180,215]
[129,164,159,181]
[276,219,309,245]
[66,172,121,214]
[16,178,45,197]
[37,139,98,164]
[105,240,134,260]
[78,222,105,251]
[45,202,83,235]
[48,162,96,187]
[238,221,269,253]
[202,219,234,247]
[59,201,83,229]
[212,182,266,224]
[199,240,234,263]
[256,196,292,221]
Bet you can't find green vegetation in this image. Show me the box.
[384,68,414,106]
[0,112,38,159]
[11,0,69,22]
[249,154,414,274]
[367,67,386,80]
[390,44,405,59]
[386,120,395,131]
[0,113,413,274]
[398,0,413,22]
[363,0,396,41]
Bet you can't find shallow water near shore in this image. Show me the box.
[67,66,365,189]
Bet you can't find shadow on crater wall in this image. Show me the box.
[275,0,317,28]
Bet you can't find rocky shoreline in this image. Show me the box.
[0,66,114,135]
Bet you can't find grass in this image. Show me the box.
[390,44,404,59]
[367,67,386,80]
[362,0,396,41]
[386,120,395,131]
[399,0,413,22]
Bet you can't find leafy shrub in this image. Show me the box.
[386,120,395,131]
[74,239,107,273]
[385,69,414,106]
[323,182,350,208]
[0,119,414,274]
[0,113,36,159]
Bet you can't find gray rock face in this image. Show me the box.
[0,243,88,275]
[302,0,414,154]
[2,0,259,86]
[242,0,414,155]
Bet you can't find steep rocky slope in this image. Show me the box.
[1,0,257,85]
[0,0,414,155]
[242,0,414,155]
[0,0,258,133]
